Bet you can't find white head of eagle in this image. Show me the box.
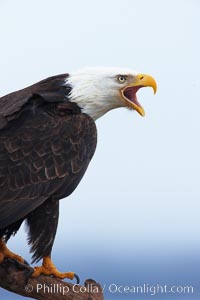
[67,67,157,120]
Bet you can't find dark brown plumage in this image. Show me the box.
[0,75,97,262]
[0,68,157,281]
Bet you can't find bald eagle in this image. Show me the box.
[0,67,157,281]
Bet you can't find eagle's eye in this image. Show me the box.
[117,75,127,84]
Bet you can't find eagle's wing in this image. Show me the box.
[0,78,97,229]
[0,74,70,129]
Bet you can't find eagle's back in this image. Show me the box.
[0,75,97,229]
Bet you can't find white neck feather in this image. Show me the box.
[66,67,130,120]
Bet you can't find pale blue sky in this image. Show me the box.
[0,0,200,299]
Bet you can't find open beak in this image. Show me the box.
[120,74,157,116]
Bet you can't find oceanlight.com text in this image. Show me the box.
[105,283,194,296]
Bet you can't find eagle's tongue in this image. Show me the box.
[124,86,143,108]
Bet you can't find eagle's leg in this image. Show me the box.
[26,198,79,282]
[32,256,75,280]
[0,239,24,264]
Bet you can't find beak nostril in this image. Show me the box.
[140,76,144,80]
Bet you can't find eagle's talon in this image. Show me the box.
[24,259,30,266]
[0,240,24,265]
[24,268,35,284]
[5,257,27,269]
[74,273,80,284]
[31,256,76,281]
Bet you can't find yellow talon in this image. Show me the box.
[0,241,78,282]
[0,239,24,264]
[32,256,75,280]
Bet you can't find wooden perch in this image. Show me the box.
[0,259,104,300]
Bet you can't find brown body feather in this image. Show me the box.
[0,75,97,262]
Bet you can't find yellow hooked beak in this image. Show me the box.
[120,74,157,117]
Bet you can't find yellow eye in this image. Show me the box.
[117,75,127,84]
